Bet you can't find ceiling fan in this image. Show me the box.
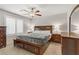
[20,7,42,18]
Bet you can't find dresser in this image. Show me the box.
[0,26,6,48]
[62,33,79,55]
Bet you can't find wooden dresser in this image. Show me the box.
[0,26,6,48]
[51,34,62,43]
[62,33,79,55]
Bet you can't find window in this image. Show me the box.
[16,20,23,33]
[6,16,23,35]
[6,16,15,35]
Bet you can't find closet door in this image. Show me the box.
[0,26,6,48]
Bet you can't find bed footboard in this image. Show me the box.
[14,39,50,55]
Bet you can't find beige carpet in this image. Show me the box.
[0,36,61,55]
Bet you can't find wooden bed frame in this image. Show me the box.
[14,25,52,55]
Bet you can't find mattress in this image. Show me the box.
[16,33,50,45]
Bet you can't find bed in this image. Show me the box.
[14,25,52,55]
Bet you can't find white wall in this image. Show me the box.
[0,9,30,34]
[1,5,79,34]
[0,12,5,26]
[32,13,67,33]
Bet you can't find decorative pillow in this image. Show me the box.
[33,30,51,36]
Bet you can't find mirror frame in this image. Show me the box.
[69,5,79,35]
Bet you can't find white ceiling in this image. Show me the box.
[0,4,74,18]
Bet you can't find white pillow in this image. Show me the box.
[40,31,51,35]
[33,30,51,36]
[33,30,41,33]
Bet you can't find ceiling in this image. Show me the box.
[0,4,74,18]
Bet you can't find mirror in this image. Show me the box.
[69,5,79,35]
[71,7,79,34]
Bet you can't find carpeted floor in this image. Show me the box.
[0,36,61,55]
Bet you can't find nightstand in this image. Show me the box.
[51,34,62,43]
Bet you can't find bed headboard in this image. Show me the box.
[34,25,53,34]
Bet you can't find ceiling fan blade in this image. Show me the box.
[35,10,40,13]
[35,14,42,16]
